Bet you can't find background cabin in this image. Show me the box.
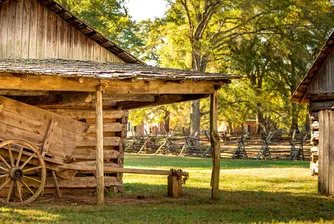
[292,31,334,196]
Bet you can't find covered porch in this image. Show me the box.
[0,58,234,205]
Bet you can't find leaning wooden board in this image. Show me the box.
[0,96,89,162]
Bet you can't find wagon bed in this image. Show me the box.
[0,96,89,205]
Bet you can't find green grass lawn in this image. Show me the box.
[0,155,333,224]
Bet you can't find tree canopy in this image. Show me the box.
[58,0,334,136]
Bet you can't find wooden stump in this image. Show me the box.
[167,175,182,198]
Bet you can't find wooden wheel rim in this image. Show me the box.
[0,140,46,206]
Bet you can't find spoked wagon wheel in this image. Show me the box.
[0,140,46,206]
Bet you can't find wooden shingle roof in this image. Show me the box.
[292,31,334,103]
[0,0,143,64]
[0,59,234,82]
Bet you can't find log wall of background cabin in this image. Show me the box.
[318,110,334,196]
[0,0,124,63]
[44,108,128,193]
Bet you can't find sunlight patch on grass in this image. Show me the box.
[0,207,60,223]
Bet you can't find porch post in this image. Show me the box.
[210,90,220,199]
[96,85,104,205]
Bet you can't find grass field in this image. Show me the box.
[0,155,333,223]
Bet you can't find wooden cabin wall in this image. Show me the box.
[44,108,128,191]
[0,0,124,63]
[318,110,334,196]
[307,50,334,95]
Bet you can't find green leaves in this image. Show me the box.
[56,0,142,51]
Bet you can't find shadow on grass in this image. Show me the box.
[2,183,333,224]
[125,155,309,169]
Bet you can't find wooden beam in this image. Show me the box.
[47,109,127,120]
[119,94,209,110]
[58,164,189,176]
[0,90,50,96]
[103,94,156,102]
[0,73,224,94]
[95,86,104,206]
[310,101,334,112]
[210,90,220,199]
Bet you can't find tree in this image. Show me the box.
[56,0,143,50]
[159,0,334,137]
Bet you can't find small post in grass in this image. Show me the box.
[167,175,182,198]
[210,89,220,199]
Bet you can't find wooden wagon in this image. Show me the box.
[0,96,89,206]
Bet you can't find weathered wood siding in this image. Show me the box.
[45,108,128,189]
[308,50,334,95]
[318,110,334,196]
[0,0,124,63]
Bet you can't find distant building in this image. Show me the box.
[127,121,165,136]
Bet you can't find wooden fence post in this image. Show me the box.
[96,85,104,205]
[210,90,220,199]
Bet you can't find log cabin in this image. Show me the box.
[292,30,334,196]
[0,0,234,204]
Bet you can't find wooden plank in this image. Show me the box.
[103,94,156,102]
[21,0,31,58]
[0,90,49,96]
[0,1,7,58]
[72,148,120,160]
[42,119,57,156]
[329,111,334,196]
[0,120,44,145]
[36,1,45,58]
[87,122,122,133]
[0,73,222,95]
[22,176,121,189]
[310,101,334,112]
[6,0,15,57]
[0,109,85,148]
[52,171,62,198]
[210,90,220,199]
[323,110,330,196]
[78,136,120,147]
[49,109,125,120]
[102,80,221,95]
[0,96,89,135]
[319,111,324,195]
[95,87,104,205]
[29,0,38,58]
[59,164,189,176]
[14,0,23,58]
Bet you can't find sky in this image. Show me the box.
[125,0,168,21]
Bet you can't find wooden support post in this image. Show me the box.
[52,171,62,199]
[210,90,220,199]
[96,86,105,205]
[167,175,182,198]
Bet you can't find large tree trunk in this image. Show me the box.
[256,104,264,134]
[290,102,299,133]
[164,110,170,133]
[190,99,201,149]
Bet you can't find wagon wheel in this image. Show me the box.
[0,140,46,206]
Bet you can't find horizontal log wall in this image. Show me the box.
[0,0,123,63]
[318,110,334,196]
[48,108,128,190]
